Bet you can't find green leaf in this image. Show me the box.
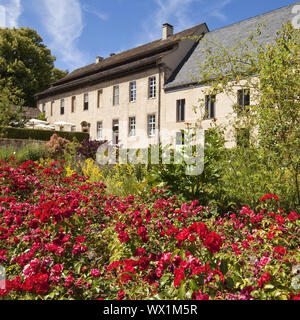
[220,260,228,275]
[264,284,275,290]
[160,274,170,287]
[225,277,235,289]
[178,282,186,300]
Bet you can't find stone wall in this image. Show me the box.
[0,138,46,151]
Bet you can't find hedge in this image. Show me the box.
[0,127,89,142]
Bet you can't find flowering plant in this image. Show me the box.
[0,159,299,300]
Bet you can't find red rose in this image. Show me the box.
[287,212,299,222]
[260,194,279,202]
[34,273,49,294]
[192,289,209,300]
[204,232,223,254]
[188,222,208,240]
[22,277,35,292]
[258,272,271,289]
[51,264,64,276]
[134,247,147,257]
[275,215,285,225]
[118,231,130,243]
[118,290,126,300]
[176,228,190,242]
[91,269,101,278]
[174,267,185,287]
[291,293,300,300]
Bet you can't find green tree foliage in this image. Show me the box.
[0,27,67,107]
[0,87,25,128]
[150,125,226,207]
[195,22,300,211]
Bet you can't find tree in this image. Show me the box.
[0,27,67,107]
[0,87,25,129]
[195,22,300,210]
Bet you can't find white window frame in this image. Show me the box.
[113,85,119,105]
[176,131,185,145]
[237,89,250,111]
[50,101,54,116]
[149,77,156,99]
[71,96,76,113]
[148,114,156,137]
[97,121,103,140]
[97,90,102,108]
[60,99,65,115]
[112,119,119,144]
[205,95,216,119]
[176,99,185,122]
[129,81,136,102]
[128,117,136,137]
[84,93,89,110]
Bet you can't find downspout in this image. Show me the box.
[158,65,162,145]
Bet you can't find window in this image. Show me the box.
[148,114,156,136]
[71,125,76,132]
[129,117,136,136]
[81,121,90,133]
[176,99,185,122]
[113,86,119,105]
[51,101,54,116]
[42,103,46,113]
[176,131,185,145]
[60,99,65,115]
[97,121,103,140]
[97,90,102,108]
[237,89,250,111]
[129,82,136,102]
[205,95,216,119]
[84,93,89,110]
[71,96,76,113]
[149,77,156,98]
[112,120,119,144]
[236,128,250,148]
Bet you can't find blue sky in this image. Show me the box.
[0,0,298,72]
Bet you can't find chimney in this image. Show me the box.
[162,23,174,40]
[96,56,103,63]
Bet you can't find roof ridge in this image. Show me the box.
[52,22,207,86]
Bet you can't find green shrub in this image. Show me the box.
[149,127,226,208]
[15,143,48,162]
[101,163,149,197]
[0,143,48,162]
[0,146,16,161]
[0,127,89,142]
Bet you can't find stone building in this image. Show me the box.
[35,2,298,148]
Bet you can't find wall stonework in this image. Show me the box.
[0,138,45,151]
[38,68,162,148]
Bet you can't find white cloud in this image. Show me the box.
[138,0,234,44]
[0,0,22,28]
[141,0,196,42]
[206,0,233,22]
[82,4,108,21]
[39,0,89,71]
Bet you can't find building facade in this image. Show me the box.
[36,2,298,149]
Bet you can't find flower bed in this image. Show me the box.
[0,159,299,300]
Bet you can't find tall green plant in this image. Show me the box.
[149,125,226,207]
[194,22,300,211]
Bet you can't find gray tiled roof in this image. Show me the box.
[164,2,300,90]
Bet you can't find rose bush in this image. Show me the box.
[0,159,299,300]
